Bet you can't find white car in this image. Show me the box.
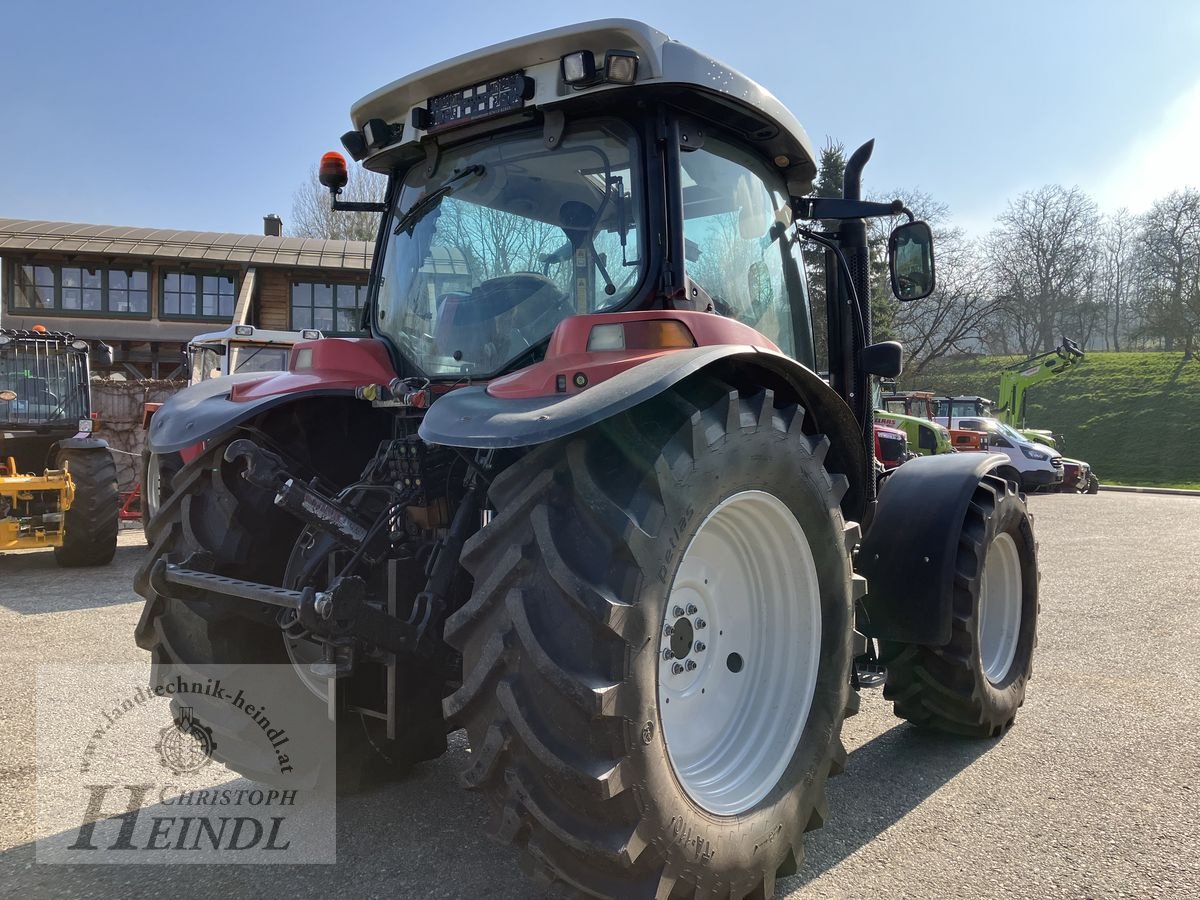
[953,418,1063,491]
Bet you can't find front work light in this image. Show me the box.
[605,51,638,84]
[70,339,88,351]
[587,320,696,352]
[77,418,94,434]
[301,329,321,340]
[234,325,254,336]
[562,50,597,85]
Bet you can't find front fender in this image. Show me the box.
[856,452,1010,645]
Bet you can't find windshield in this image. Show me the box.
[230,343,290,374]
[374,119,644,378]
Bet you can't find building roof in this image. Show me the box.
[0,218,373,271]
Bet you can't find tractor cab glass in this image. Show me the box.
[375,119,644,378]
[188,344,225,382]
[0,339,88,425]
[680,135,813,368]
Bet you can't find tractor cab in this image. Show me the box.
[187,324,323,384]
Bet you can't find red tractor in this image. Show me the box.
[136,20,1039,898]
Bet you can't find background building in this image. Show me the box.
[0,216,372,378]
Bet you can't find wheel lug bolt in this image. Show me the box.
[662,649,674,661]
[663,624,674,637]
[672,605,684,617]
[694,641,705,653]
[695,619,706,629]
[672,662,684,675]
[685,660,697,671]
[686,604,698,615]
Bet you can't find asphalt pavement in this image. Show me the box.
[2,492,1197,898]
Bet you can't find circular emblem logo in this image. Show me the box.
[155,706,217,775]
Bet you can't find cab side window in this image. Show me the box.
[680,136,812,367]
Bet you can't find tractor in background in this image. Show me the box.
[880,388,990,452]
[136,20,1041,898]
[0,327,118,565]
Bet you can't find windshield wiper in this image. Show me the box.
[393,165,485,236]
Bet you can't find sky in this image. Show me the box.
[2,0,1198,238]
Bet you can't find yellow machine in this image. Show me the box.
[0,455,74,551]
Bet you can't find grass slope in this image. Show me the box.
[914,352,1200,489]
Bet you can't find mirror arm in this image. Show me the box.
[793,197,908,221]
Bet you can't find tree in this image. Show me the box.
[868,190,1001,374]
[984,185,1100,354]
[1096,210,1138,350]
[800,139,846,369]
[1133,189,1200,358]
[289,165,387,241]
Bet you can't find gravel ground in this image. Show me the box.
[2,492,1198,898]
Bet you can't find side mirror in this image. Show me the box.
[862,341,903,378]
[888,221,935,301]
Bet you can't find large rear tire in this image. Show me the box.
[54,447,118,567]
[445,377,860,898]
[880,474,1038,738]
[133,441,448,787]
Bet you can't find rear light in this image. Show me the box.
[77,418,94,434]
[586,320,696,352]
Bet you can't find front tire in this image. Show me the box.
[444,378,859,898]
[1087,472,1100,494]
[880,474,1038,737]
[54,447,118,567]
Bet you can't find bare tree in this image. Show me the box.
[1097,209,1138,350]
[1133,189,1200,358]
[984,185,1100,354]
[868,190,1001,374]
[289,166,387,241]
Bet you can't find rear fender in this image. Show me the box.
[147,338,395,453]
[419,343,869,521]
[856,452,1010,645]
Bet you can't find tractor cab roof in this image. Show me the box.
[188,325,323,348]
[349,19,817,194]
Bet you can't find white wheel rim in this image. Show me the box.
[978,531,1022,684]
[144,453,162,522]
[658,490,821,816]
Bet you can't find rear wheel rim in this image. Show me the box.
[144,453,162,522]
[978,531,1022,684]
[658,490,821,816]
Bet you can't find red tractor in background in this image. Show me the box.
[136,20,1040,898]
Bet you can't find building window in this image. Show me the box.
[161,271,236,319]
[8,262,150,317]
[290,281,367,334]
